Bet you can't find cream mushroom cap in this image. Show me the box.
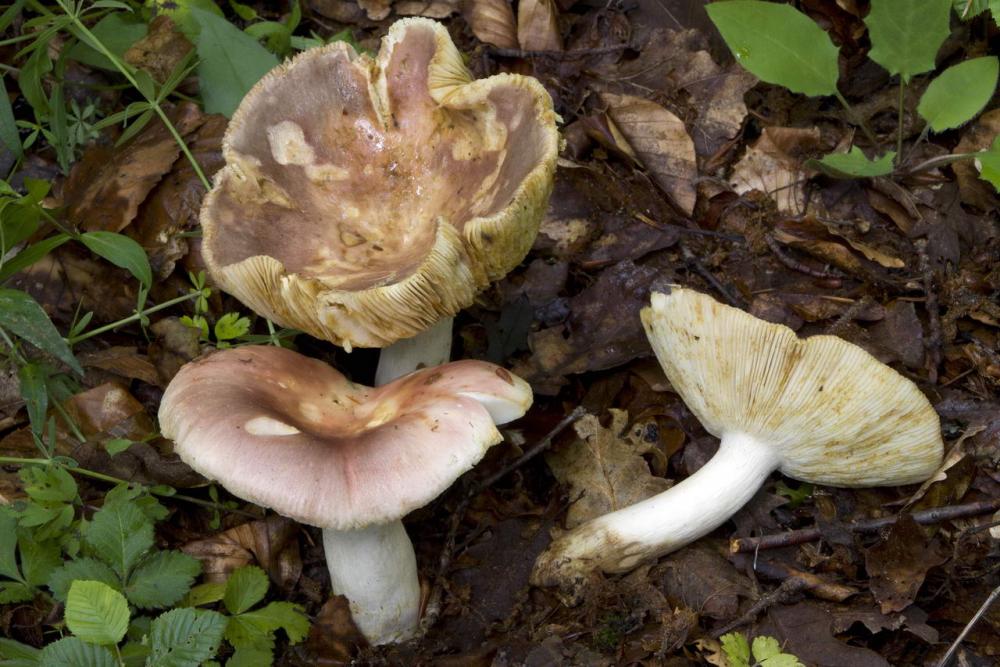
[200,18,560,349]
[157,346,533,530]
[641,286,943,485]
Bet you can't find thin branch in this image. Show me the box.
[935,584,1000,667]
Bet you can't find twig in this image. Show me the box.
[730,498,1000,554]
[486,43,632,60]
[764,234,845,280]
[935,584,1000,667]
[712,577,808,637]
[916,239,942,383]
[680,241,744,308]
[735,556,858,602]
[824,296,872,336]
[417,407,586,635]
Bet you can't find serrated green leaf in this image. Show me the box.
[239,601,310,643]
[120,641,151,667]
[47,558,120,603]
[0,637,40,665]
[918,57,999,132]
[84,497,154,579]
[147,607,227,667]
[974,135,1000,191]
[190,7,278,116]
[224,614,275,650]
[224,565,269,615]
[182,581,225,607]
[125,550,201,609]
[17,362,48,435]
[720,632,750,667]
[752,635,783,660]
[17,532,61,586]
[21,464,77,503]
[0,76,22,159]
[213,312,251,341]
[761,655,805,667]
[39,637,117,667]
[0,509,21,580]
[865,0,951,83]
[706,1,839,97]
[0,581,35,603]
[0,289,82,375]
[65,580,130,646]
[65,13,147,71]
[78,232,152,289]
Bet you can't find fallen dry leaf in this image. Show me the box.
[304,595,366,664]
[658,544,751,620]
[953,108,1000,211]
[731,126,821,214]
[148,316,202,385]
[864,514,948,614]
[602,93,698,215]
[517,0,562,51]
[357,0,392,19]
[79,346,161,387]
[396,0,457,17]
[463,0,518,48]
[62,102,205,233]
[182,515,302,589]
[758,601,891,667]
[545,409,670,528]
[123,15,192,84]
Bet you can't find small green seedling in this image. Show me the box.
[720,632,805,667]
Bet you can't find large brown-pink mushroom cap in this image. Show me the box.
[200,18,560,349]
[158,346,532,529]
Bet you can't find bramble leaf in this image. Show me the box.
[48,558,120,603]
[84,497,154,579]
[223,565,269,615]
[147,607,227,666]
[125,550,201,609]
[39,637,116,667]
[65,580,130,646]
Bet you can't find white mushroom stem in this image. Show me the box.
[323,522,420,644]
[533,432,781,586]
[323,317,453,645]
[374,317,454,386]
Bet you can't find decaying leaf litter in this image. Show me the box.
[0,0,999,665]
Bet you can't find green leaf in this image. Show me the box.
[0,581,35,603]
[0,233,73,283]
[974,135,1000,191]
[213,312,251,341]
[0,637,41,666]
[917,57,1000,132]
[223,565,269,615]
[84,497,154,579]
[705,1,839,97]
[224,614,274,651]
[78,231,152,288]
[104,438,133,456]
[17,532,61,586]
[238,601,310,643]
[65,13,148,71]
[47,558,120,603]
[189,7,279,116]
[0,509,21,580]
[21,463,77,503]
[125,550,201,609]
[65,580,130,646]
[0,76,22,159]
[39,637,117,667]
[752,635,783,661]
[720,632,750,667]
[181,581,225,607]
[149,0,224,38]
[761,655,805,667]
[865,0,951,83]
[227,647,274,667]
[0,289,82,375]
[147,607,227,667]
[17,362,47,436]
[18,45,52,119]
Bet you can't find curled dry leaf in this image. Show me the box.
[731,126,821,214]
[545,409,670,529]
[182,515,302,589]
[63,102,205,233]
[601,93,698,215]
[517,0,562,51]
[79,347,161,387]
[464,0,518,48]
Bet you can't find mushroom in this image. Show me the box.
[531,286,944,593]
[158,346,532,644]
[200,17,560,378]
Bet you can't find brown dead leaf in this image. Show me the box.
[545,410,670,528]
[870,300,924,370]
[396,0,457,17]
[684,58,756,160]
[602,94,698,215]
[658,544,751,620]
[63,102,204,233]
[64,382,154,440]
[463,0,518,48]
[758,601,891,667]
[304,596,366,664]
[148,317,202,385]
[731,127,821,214]
[517,0,562,51]
[123,15,192,84]
[771,217,881,276]
[357,0,392,19]
[864,514,948,614]
[182,515,301,589]
[78,346,161,386]
[953,108,1000,211]
[837,236,904,269]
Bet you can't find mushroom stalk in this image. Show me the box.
[323,521,421,644]
[322,316,452,645]
[532,432,781,586]
[374,317,453,387]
